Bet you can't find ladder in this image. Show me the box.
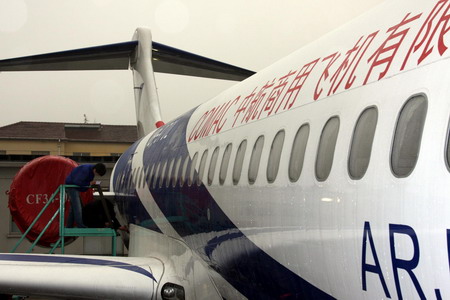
[11,184,117,256]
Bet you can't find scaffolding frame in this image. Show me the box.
[11,184,117,255]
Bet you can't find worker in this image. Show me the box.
[65,163,106,228]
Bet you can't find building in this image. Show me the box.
[0,121,137,158]
[0,121,137,255]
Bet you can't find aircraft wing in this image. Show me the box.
[0,253,162,299]
[0,41,255,81]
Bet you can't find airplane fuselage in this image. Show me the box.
[111,1,450,298]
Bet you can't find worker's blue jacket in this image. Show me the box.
[65,164,94,191]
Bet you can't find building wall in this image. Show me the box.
[0,140,61,155]
[64,141,130,156]
[0,140,131,157]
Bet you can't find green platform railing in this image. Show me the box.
[11,184,116,255]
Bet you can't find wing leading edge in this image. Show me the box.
[0,253,161,299]
[0,41,255,81]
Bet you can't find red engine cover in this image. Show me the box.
[8,156,93,247]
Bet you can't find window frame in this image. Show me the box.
[219,143,233,185]
[315,116,340,182]
[208,147,220,186]
[188,152,199,187]
[233,140,247,185]
[142,165,149,187]
[267,130,286,183]
[288,123,310,183]
[445,119,450,172]
[197,150,209,186]
[172,156,182,188]
[248,135,265,185]
[31,151,51,156]
[147,164,154,187]
[347,106,378,180]
[152,162,160,189]
[166,159,175,188]
[181,155,189,187]
[159,161,167,188]
[390,94,428,178]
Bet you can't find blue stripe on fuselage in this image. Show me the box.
[114,108,333,299]
[113,137,163,233]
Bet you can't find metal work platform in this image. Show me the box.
[11,184,117,255]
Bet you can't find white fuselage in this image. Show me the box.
[112,1,450,298]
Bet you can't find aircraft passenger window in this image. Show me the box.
[125,174,129,190]
[147,164,154,186]
[151,163,160,188]
[136,167,141,188]
[139,167,143,187]
[130,169,135,190]
[152,162,160,189]
[197,150,209,186]
[267,130,285,183]
[348,107,378,180]
[173,156,182,188]
[233,140,247,185]
[142,165,149,187]
[136,167,142,188]
[446,125,450,170]
[120,173,124,190]
[188,152,199,186]
[289,124,310,182]
[316,117,340,181]
[136,167,144,187]
[128,170,134,191]
[145,166,150,187]
[120,173,125,190]
[219,143,233,185]
[208,147,220,185]
[127,171,132,190]
[391,95,427,177]
[181,156,189,187]
[248,135,265,184]
[159,161,167,188]
[115,174,121,190]
[166,159,174,188]
[137,167,143,188]
[132,168,137,185]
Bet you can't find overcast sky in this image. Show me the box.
[0,0,384,127]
